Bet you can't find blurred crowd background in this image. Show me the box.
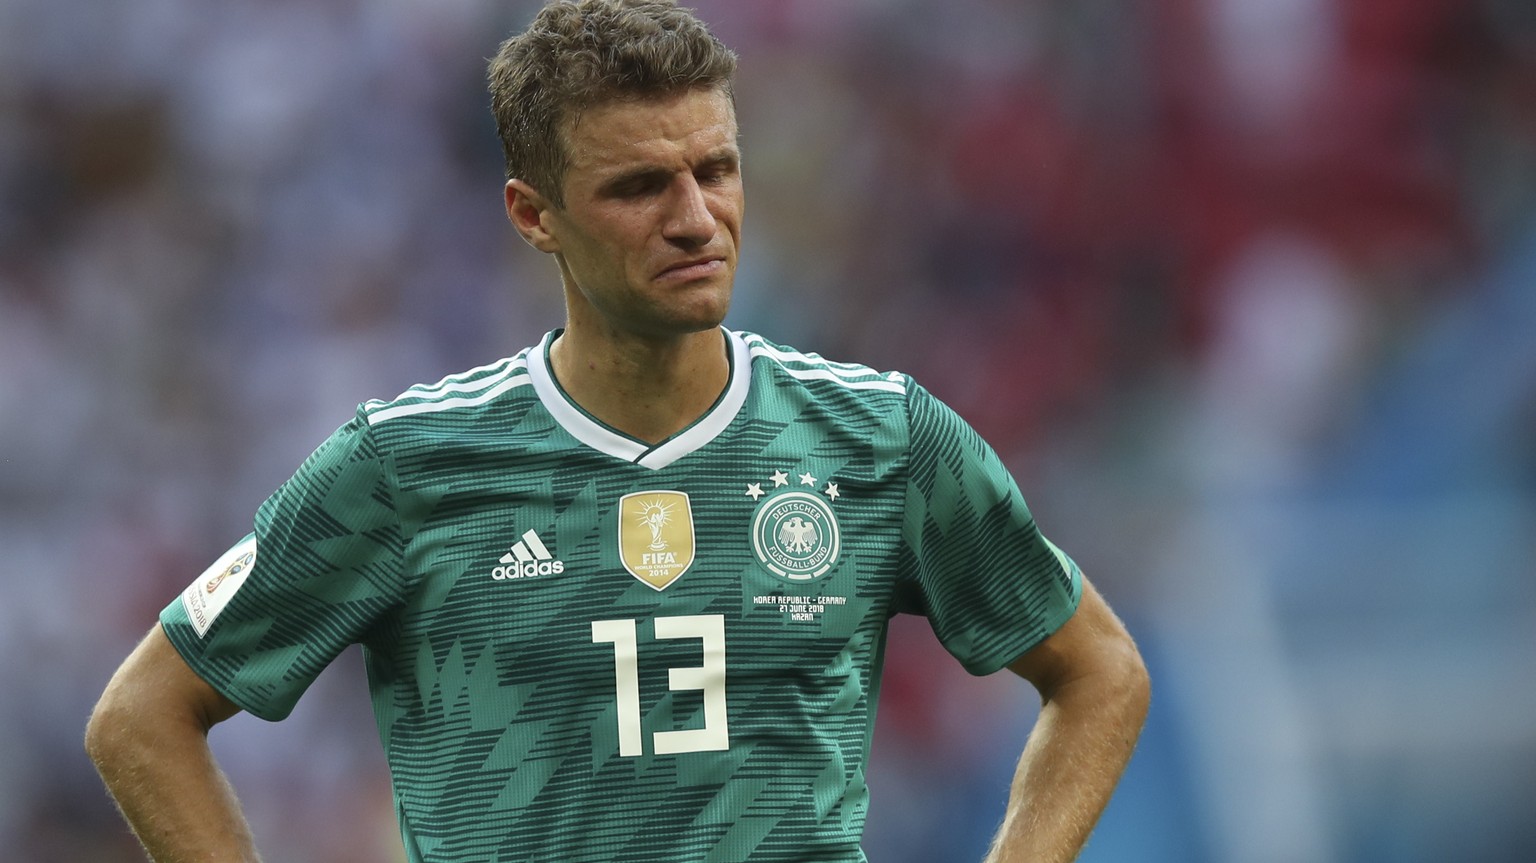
[2,0,1534,860]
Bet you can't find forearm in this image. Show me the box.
[985,664,1149,863]
[86,705,262,863]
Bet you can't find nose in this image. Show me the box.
[662,175,715,247]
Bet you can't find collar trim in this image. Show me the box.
[526,328,750,470]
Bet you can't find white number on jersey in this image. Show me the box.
[590,615,729,757]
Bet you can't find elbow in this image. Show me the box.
[86,625,234,781]
[1108,628,1152,726]
[84,673,164,775]
[84,710,114,778]
[1050,621,1150,726]
[84,686,131,772]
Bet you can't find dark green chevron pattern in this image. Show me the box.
[160,331,1080,863]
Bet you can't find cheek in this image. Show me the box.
[559,207,662,282]
[712,195,745,236]
[568,225,631,272]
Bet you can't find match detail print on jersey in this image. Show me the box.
[618,491,697,591]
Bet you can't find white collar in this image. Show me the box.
[525,328,751,470]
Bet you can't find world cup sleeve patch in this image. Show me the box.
[180,536,258,638]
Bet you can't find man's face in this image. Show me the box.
[535,87,743,340]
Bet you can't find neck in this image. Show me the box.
[549,324,730,445]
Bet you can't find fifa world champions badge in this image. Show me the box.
[618,491,697,591]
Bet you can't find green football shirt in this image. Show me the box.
[162,328,1082,863]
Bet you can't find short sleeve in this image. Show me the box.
[161,408,407,720]
[899,382,1082,675]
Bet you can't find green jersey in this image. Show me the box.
[162,328,1082,863]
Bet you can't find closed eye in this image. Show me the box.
[596,150,740,199]
[695,153,740,185]
[598,169,671,199]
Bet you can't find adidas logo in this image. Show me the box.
[491,529,565,580]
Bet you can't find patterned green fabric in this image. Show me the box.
[161,328,1082,863]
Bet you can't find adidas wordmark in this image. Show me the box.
[492,529,565,580]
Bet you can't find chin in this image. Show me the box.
[660,287,732,332]
[669,311,731,335]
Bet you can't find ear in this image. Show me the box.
[505,179,561,253]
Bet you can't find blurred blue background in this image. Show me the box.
[3,0,1534,860]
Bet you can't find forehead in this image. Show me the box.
[562,89,739,179]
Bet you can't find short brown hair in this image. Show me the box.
[488,0,738,206]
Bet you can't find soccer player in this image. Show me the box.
[84,2,1150,861]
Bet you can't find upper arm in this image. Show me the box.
[901,382,1083,674]
[92,624,242,736]
[156,414,407,722]
[1006,576,1147,701]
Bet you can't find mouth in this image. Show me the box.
[657,256,727,282]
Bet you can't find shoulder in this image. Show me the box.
[735,331,979,459]
[360,347,537,430]
[735,330,911,402]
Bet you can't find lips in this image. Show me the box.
[657,256,726,281]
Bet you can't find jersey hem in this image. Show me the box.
[963,578,1084,677]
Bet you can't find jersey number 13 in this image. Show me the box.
[590,614,729,757]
